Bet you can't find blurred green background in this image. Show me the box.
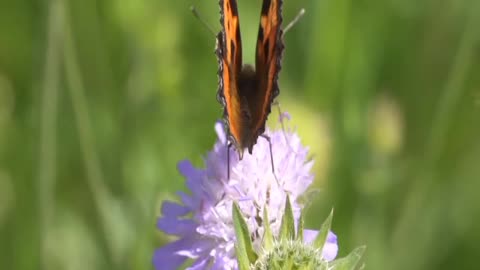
[1,0,479,269]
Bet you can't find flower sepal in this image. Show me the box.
[232,196,365,270]
[232,202,258,270]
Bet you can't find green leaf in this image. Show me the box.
[279,196,296,241]
[313,209,333,251]
[262,206,274,251]
[330,246,366,270]
[297,210,304,242]
[232,202,257,270]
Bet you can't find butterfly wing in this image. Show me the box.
[252,0,284,136]
[216,0,244,146]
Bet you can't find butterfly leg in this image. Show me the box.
[227,141,233,180]
[260,134,280,185]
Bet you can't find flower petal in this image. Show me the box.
[322,231,338,261]
[157,217,196,236]
[153,238,191,270]
[161,201,190,217]
[177,191,197,210]
[279,111,291,122]
[187,257,210,270]
[177,160,195,176]
[303,229,338,261]
[177,238,214,258]
[303,229,318,244]
[211,254,236,270]
[215,122,227,144]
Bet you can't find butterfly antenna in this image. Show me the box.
[283,8,306,35]
[190,5,216,36]
[226,140,232,180]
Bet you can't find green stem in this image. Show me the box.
[38,0,62,268]
[62,0,115,262]
[427,2,480,164]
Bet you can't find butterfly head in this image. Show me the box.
[232,142,254,160]
[229,128,258,160]
[237,145,246,160]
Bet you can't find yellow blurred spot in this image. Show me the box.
[267,96,332,184]
[368,94,404,156]
[45,210,100,270]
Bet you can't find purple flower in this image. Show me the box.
[153,120,338,269]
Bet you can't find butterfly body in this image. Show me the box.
[216,0,284,159]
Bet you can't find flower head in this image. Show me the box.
[154,120,337,269]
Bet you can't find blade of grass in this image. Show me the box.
[427,1,480,165]
[62,1,117,263]
[38,0,63,268]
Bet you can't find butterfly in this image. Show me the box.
[216,0,284,160]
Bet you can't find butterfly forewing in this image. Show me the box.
[253,0,284,138]
[217,0,245,148]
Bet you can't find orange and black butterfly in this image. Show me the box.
[216,0,284,161]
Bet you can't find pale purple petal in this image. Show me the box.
[177,191,197,210]
[279,111,291,122]
[323,231,339,261]
[153,238,192,269]
[210,254,236,270]
[187,258,210,270]
[176,238,214,258]
[161,201,190,217]
[177,160,196,176]
[303,229,319,244]
[157,217,197,236]
[303,229,338,261]
[178,160,204,193]
[215,121,227,144]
